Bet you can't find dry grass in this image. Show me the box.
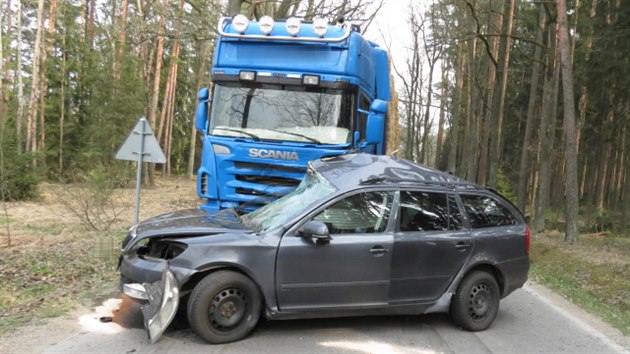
[0,177,199,333]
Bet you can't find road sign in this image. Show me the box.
[116,117,166,163]
[116,117,166,225]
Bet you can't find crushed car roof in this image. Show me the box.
[309,153,479,191]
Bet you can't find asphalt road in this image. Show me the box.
[39,284,628,354]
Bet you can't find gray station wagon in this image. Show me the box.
[119,153,530,344]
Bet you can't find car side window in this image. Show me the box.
[313,191,393,234]
[398,191,455,232]
[460,194,517,228]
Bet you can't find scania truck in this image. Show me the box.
[195,15,395,211]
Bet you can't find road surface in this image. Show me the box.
[2,283,628,354]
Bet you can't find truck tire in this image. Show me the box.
[450,270,500,331]
[187,271,261,344]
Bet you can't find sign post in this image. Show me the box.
[115,117,166,225]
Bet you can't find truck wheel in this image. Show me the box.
[450,270,500,331]
[187,271,261,344]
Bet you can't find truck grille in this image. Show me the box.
[235,175,300,187]
[234,161,305,174]
[230,161,306,204]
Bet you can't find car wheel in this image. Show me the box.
[187,271,261,344]
[450,270,500,331]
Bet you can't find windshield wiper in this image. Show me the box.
[214,127,260,141]
[269,129,322,144]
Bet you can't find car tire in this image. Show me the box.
[187,271,261,344]
[450,270,500,331]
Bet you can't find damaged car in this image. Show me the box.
[119,153,530,344]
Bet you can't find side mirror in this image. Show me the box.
[370,99,387,114]
[365,112,384,144]
[195,87,210,131]
[300,221,331,241]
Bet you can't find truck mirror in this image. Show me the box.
[370,99,387,114]
[195,88,210,131]
[366,112,384,144]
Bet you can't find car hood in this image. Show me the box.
[139,208,247,233]
[123,208,251,251]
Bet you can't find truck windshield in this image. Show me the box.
[242,172,336,233]
[209,82,354,145]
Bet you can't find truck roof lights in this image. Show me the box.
[239,71,256,81]
[286,17,301,36]
[259,16,275,35]
[218,16,351,43]
[313,18,328,37]
[232,14,249,34]
[302,75,320,86]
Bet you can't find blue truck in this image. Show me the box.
[194,15,395,212]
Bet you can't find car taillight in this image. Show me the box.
[525,226,531,254]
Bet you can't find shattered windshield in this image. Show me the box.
[242,172,336,233]
[209,82,354,145]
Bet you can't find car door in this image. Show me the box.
[389,190,472,303]
[275,190,395,311]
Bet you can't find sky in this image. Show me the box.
[363,0,413,73]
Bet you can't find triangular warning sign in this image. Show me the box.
[115,117,166,163]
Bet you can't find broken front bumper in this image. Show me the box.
[121,265,180,343]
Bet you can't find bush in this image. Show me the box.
[61,165,126,230]
[0,150,39,202]
[496,168,516,203]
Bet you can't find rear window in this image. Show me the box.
[398,191,464,232]
[460,194,518,228]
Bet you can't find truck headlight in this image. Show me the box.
[212,144,231,154]
[239,70,256,81]
[303,75,320,86]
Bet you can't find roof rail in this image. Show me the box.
[359,175,478,189]
[217,16,353,43]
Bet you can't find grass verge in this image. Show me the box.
[530,231,630,336]
[0,231,123,333]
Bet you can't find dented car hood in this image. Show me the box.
[122,208,251,252]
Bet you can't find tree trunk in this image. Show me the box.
[576,0,598,155]
[487,0,516,188]
[2,0,12,84]
[533,35,559,233]
[114,0,129,90]
[16,1,24,154]
[25,0,47,155]
[148,1,167,130]
[59,13,68,176]
[556,0,580,244]
[434,62,448,167]
[187,39,210,177]
[448,45,466,174]
[477,10,501,185]
[37,0,59,163]
[0,1,4,132]
[462,34,476,181]
[517,4,546,211]
[227,0,244,15]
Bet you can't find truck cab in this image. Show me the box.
[195,15,391,212]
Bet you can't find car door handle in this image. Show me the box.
[455,241,471,251]
[370,246,389,256]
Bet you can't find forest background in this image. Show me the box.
[1,0,629,243]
